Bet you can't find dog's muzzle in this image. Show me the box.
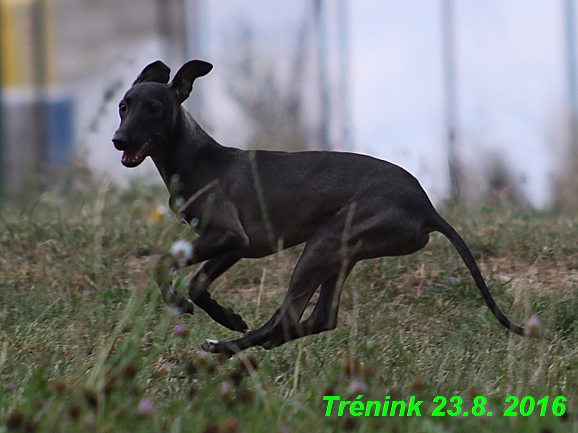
[112,132,154,168]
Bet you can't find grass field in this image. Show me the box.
[1,179,578,432]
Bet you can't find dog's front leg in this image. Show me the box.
[189,255,249,332]
[154,224,249,316]
[154,253,197,314]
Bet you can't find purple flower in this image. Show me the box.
[137,398,154,417]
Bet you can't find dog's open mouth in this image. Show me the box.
[121,138,153,168]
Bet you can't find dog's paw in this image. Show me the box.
[174,292,195,315]
[200,339,239,358]
[201,338,220,353]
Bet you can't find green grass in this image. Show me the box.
[1,182,578,432]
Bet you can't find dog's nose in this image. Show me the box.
[112,131,128,150]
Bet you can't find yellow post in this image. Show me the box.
[1,0,53,87]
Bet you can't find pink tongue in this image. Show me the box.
[122,145,145,164]
[122,149,137,162]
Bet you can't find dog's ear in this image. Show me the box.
[170,60,213,103]
[133,61,171,86]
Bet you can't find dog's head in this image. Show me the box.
[112,60,213,168]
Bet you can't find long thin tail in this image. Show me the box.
[433,216,526,336]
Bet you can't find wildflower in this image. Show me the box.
[137,398,154,417]
[122,363,138,380]
[185,360,198,376]
[68,405,81,421]
[170,240,193,268]
[230,369,244,386]
[343,417,357,430]
[84,414,97,432]
[174,324,190,338]
[219,381,231,398]
[347,379,368,395]
[197,351,209,366]
[52,379,67,393]
[83,389,98,408]
[409,376,426,390]
[362,362,376,380]
[187,385,198,399]
[152,205,168,220]
[525,315,542,337]
[6,411,23,430]
[220,417,240,433]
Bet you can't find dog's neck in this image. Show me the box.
[151,107,220,189]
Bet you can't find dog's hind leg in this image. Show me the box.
[189,254,249,332]
[300,267,351,334]
[259,267,353,349]
[202,235,348,355]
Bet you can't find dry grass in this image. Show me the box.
[1,182,578,432]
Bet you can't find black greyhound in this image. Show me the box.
[112,60,527,356]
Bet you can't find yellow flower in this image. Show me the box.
[152,205,168,220]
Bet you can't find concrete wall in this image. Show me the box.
[2,0,191,193]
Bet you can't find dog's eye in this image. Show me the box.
[119,102,127,113]
[148,104,162,114]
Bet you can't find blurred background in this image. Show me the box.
[1,0,578,208]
